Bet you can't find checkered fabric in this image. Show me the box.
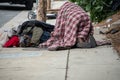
[39,2,93,49]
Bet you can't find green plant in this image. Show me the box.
[69,0,115,22]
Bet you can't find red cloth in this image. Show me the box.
[3,35,19,47]
[39,2,93,50]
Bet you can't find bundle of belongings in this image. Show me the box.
[0,28,17,48]
[17,20,54,47]
[104,23,120,55]
[39,1,97,51]
[0,20,54,48]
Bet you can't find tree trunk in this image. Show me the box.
[37,0,47,22]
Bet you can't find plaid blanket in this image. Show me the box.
[39,2,93,50]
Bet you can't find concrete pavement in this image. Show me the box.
[0,1,120,80]
[0,48,68,80]
[0,44,120,80]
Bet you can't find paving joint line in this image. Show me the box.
[65,49,70,80]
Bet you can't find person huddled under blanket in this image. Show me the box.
[39,1,97,51]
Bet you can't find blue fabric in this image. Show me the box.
[40,31,50,43]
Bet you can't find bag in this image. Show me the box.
[3,35,19,47]
[19,34,31,47]
[76,34,97,48]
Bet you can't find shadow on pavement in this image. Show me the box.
[0,4,27,11]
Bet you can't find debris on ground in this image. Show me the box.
[104,23,120,55]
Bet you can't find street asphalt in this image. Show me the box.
[0,3,25,27]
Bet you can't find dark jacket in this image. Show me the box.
[18,20,55,35]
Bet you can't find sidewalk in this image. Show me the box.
[0,1,120,80]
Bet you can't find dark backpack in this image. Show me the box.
[76,34,97,48]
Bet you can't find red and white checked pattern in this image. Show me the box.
[40,2,93,49]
